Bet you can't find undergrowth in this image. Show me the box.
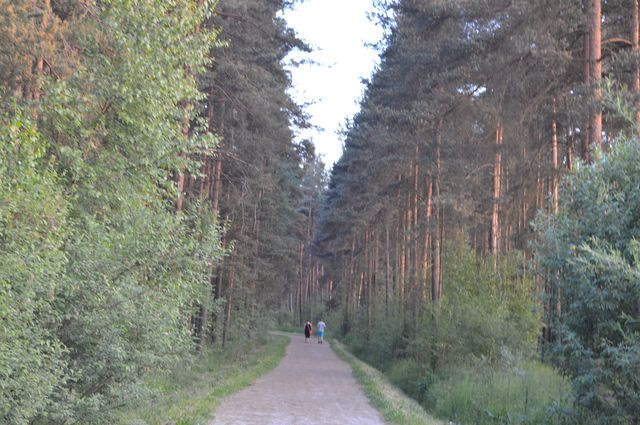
[117,334,289,425]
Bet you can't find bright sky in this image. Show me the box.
[282,0,385,168]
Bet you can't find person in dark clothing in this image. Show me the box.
[304,320,312,343]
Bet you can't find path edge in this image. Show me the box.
[330,339,446,425]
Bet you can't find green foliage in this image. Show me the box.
[535,138,640,424]
[0,114,68,425]
[331,339,444,425]
[344,306,406,370]
[431,362,570,425]
[431,243,539,365]
[0,1,223,423]
[117,334,289,425]
[338,241,557,425]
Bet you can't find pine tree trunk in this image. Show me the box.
[413,148,420,324]
[298,241,304,321]
[211,155,222,208]
[589,0,602,148]
[431,125,442,304]
[567,132,574,171]
[385,216,390,315]
[222,247,237,347]
[33,0,51,105]
[423,176,433,303]
[491,123,503,265]
[552,99,559,214]
[634,0,640,132]
[583,0,592,161]
[399,194,406,309]
[366,230,372,331]
[211,232,226,344]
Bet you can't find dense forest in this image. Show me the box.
[2,0,640,424]
[0,0,321,423]
[301,1,640,424]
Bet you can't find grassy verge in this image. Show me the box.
[430,362,569,425]
[117,334,289,425]
[330,339,445,425]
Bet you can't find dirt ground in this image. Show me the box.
[208,332,385,425]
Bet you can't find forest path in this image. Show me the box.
[208,332,386,425]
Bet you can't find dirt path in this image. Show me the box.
[209,332,386,425]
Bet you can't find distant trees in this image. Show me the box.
[195,0,324,343]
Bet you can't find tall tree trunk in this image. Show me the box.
[366,230,372,331]
[385,216,390,315]
[211,231,226,344]
[412,147,420,328]
[33,0,51,105]
[583,0,592,161]
[211,101,225,213]
[431,124,442,304]
[589,0,602,149]
[567,133,574,171]
[222,247,237,347]
[634,0,640,133]
[552,99,559,214]
[423,176,433,304]
[399,195,406,310]
[490,122,503,265]
[298,241,304,322]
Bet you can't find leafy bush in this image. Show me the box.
[433,243,539,365]
[535,139,640,424]
[0,114,69,424]
[0,1,222,423]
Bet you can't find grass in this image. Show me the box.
[330,339,446,425]
[431,362,570,425]
[117,334,289,425]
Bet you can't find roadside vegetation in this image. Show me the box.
[325,244,571,425]
[331,339,444,425]
[117,334,289,425]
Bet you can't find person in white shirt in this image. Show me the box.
[316,319,326,344]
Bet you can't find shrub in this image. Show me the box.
[535,139,640,424]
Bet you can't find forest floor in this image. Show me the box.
[208,332,386,425]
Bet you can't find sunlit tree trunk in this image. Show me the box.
[567,133,574,171]
[412,147,420,325]
[633,0,640,133]
[33,0,51,106]
[583,0,592,161]
[589,0,602,149]
[398,180,406,309]
[423,176,433,303]
[298,241,304,321]
[385,215,390,315]
[431,124,442,304]
[366,229,372,331]
[490,122,503,266]
[552,99,559,214]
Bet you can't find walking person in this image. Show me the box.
[317,319,326,344]
[304,320,312,343]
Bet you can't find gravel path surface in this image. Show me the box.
[209,332,385,425]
